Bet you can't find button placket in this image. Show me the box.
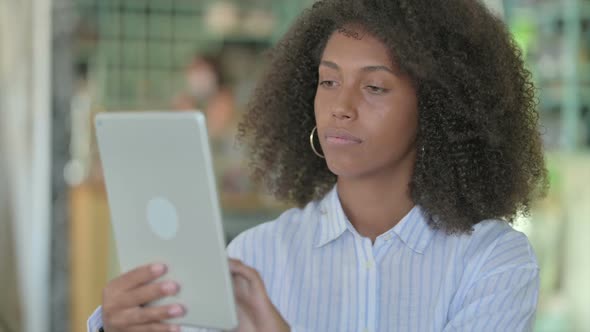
[365,259,374,270]
[362,238,378,332]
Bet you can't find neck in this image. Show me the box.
[336,158,415,243]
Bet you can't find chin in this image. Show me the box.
[325,156,367,178]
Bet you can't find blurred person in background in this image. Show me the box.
[91,0,548,331]
[172,52,250,196]
[172,53,236,140]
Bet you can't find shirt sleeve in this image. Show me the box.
[86,306,103,332]
[442,232,540,332]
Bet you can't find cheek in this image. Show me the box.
[314,91,332,125]
[364,100,418,149]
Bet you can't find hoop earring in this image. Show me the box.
[309,126,325,159]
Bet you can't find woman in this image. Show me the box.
[91,0,547,331]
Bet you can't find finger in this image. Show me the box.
[108,263,168,292]
[126,323,182,332]
[228,259,265,294]
[232,273,252,300]
[108,303,186,327]
[114,280,180,309]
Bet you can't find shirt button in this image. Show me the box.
[383,234,392,241]
[362,328,370,332]
[365,260,374,270]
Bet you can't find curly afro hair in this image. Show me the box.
[237,0,548,234]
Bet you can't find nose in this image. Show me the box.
[331,88,358,121]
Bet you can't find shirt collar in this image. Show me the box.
[314,185,437,254]
[314,186,348,248]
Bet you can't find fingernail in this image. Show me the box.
[168,305,185,316]
[151,264,166,275]
[162,282,178,293]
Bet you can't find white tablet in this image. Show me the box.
[95,111,238,330]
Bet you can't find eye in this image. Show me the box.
[319,80,338,89]
[366,85,389,94]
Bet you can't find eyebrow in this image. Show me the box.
[320,60,397,76]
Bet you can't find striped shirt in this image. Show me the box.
[88,185,539,332]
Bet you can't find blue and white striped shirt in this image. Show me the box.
[88,185,539,332]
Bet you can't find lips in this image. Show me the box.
[324,128,363,145]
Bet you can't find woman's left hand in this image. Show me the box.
[227,259,291,332]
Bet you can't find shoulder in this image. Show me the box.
[443,220,540,328]
[455,219,538,283]
[470,220,537,266]
[226,199,322,262]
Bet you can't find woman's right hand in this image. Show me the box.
[101,263,186,332]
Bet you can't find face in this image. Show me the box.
[314,26,419,179]
[187,59,219,100]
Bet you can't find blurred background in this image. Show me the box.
[0,0,588,331]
